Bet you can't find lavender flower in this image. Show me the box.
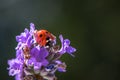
[8,23,76,80]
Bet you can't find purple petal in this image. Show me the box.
[24,28,29,34]
[30,23,35,32]
[66,46,76,57]
[41,59,48,66]
[15,42,22,50]
[55,60,66,72]
[57,67,66,72]
[30,47,39,58]
[34,62,42,70]
[38,47,49,60]
[59,35,64,44]
[30,47,49,66]
[15,72,23,80]
[16,31,29,43]
[26,36,33,47]
[55,60,62,64]
[58,35,66,54]
[64,39,70,45]
[8,59,23,76]
[59,35,76,56]
[9,69,19,76]
[27,57,36,66]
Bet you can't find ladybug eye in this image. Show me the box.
[39,34,43,37]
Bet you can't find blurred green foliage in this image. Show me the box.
[0,0,120,80]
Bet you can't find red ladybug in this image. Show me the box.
[34,30,56,47]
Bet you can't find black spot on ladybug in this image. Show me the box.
[39,34,42,37]
[46,31,48,34]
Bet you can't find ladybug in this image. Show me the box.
[34,30,56,47]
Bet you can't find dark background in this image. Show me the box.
[0,0,120,80]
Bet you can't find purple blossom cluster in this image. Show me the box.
[7,23,76,80]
